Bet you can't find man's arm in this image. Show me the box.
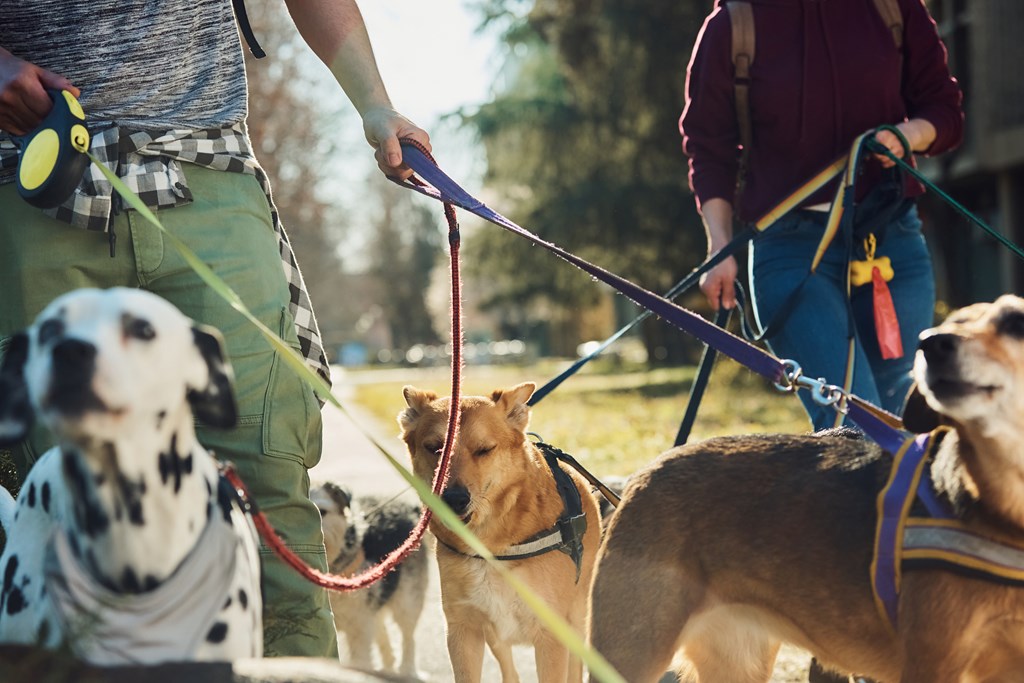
[0,47,79,135]
[284,0,430,178]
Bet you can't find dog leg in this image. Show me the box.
[341,619,376,671]
[684,625,779,683]
[394,609,421,677]
[589,548,698,681]
[448,624,487,683]
[485,630,521,683]
[374,616,396,672]
[534,632,571,683]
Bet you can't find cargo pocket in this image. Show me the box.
[262,308,321,468]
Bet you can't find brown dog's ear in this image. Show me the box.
[901,383,942,434]
[492,382,536,431]
[398,386,439,433]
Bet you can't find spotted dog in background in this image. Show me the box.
[0,287,261,664]
[311,482,428,678]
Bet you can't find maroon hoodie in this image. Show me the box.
[680,0,964,223]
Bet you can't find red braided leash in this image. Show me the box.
[223,138,463,591]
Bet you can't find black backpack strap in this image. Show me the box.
[232,0,266,59]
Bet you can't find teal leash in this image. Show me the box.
[866,129,1024,262]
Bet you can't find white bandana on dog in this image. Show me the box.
[43,511,252,664]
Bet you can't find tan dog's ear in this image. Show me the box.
[491,382,536,431]
[901,383,942,434]
[398,385,439,433]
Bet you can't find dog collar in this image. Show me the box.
[440,444,588,583]
[872,427,1024,632]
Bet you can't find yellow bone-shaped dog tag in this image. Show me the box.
[850,234,894,287]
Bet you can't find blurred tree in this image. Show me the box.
[364,179,445,350]
[461,0,713,360]
[241,0,356,358]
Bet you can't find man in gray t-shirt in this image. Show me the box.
[0,0,430,660]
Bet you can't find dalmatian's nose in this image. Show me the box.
[51,339,97,381]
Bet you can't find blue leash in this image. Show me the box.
[394,140,914,450]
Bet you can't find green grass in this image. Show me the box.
[344,355,811,479]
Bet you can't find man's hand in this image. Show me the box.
[362,106,431,180]
[0,48,79,135]
[700,256,739,311]
[872,119,937,168]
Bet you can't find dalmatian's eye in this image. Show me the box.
[37,319,64,345]
[123,315,156,341]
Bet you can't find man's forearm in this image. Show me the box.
[284,0,393,116]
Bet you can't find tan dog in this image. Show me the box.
[399,382,601,683]
[589,294,1024,683]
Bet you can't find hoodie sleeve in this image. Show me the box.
[679,6,740,213]
[900,0,964,155]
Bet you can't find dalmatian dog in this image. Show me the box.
[0,287,262,664]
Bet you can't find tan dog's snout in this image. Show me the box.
[441,484,471,518]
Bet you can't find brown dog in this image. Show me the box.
[399,382,601,683]
[589,294,1024,683]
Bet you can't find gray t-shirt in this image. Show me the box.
[1,0,247,131]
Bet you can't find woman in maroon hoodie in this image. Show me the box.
[681,0,963,432]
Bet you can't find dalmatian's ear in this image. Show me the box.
[0,333,33,447]
[188,325,238,430]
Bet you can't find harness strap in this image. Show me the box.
[231,0,266,58]
[438,446,589,582]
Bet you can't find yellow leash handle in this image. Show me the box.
[15,89,90,209]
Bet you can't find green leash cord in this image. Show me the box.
[868,124,1024,262]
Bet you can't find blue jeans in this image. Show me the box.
[749,204,935,431]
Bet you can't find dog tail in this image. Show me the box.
[0,486,15,531]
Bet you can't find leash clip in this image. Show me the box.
[773,359,849,411]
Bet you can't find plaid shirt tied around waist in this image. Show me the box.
[0,124,331,388]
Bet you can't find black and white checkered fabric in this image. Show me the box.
[0,125,331,388]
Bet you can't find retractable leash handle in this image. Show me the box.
[14,89,90,209]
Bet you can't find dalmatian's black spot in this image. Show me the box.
[1,554,18,612]
[143,575,159,592]
[26,483,35,509]
[41,482,50,513]
[63,452,109,537]
[156,410,167,429]
[238,588,248,610]
[114,471,146,527]
[206,621,228,644]
[122,567,140,593]
[158,434,193,494]
[6,584,26,615]
[223,596,232,609]
[216,477,234,524]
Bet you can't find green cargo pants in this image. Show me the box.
[0,164,338,658]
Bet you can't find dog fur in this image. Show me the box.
[399,382,601,683]
[310,481,428,678]
[588,294,1024,682]
[0,287,261,663]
